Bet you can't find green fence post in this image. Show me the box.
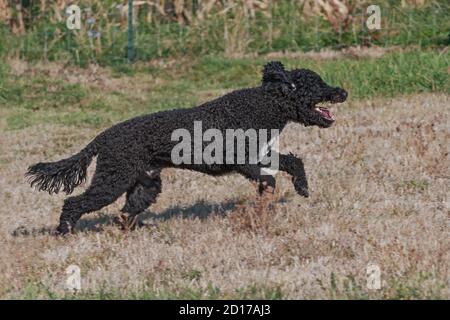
[127,0,134,62]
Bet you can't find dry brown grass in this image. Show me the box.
[7,58,155,95]
[265,45,411,61]
[0,93,449,299]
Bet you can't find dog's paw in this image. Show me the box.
[55,227,69,236]
[258,175,276,195]
[55,222,73,236]
[113,213,139,231]
[293,177,309,198]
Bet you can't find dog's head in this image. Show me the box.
[262,61,347,128]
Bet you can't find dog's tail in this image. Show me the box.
[26,141,99,195]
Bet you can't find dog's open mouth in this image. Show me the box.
[304,88,347,126]
[314,105,334,121]
[313,90,347,122]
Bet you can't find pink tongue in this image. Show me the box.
[319,107,333,119]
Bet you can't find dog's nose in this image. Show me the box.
[334,88,347,102]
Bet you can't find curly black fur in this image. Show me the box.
[26,142,97,194]
[26,61,347,234]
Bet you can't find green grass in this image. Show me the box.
[14,271,448,299]
[16,282,285,300]
[1,49,448,130]
[1,1,449,67]
[170,50,450,98]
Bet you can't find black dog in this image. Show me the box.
[26,61,347,234]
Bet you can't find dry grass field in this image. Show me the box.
[0,91,448,299]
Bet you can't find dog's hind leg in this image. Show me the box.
[235,165,276,195]
[56,160,136,235]
[117,169,162,229]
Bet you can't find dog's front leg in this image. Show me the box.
[235,165,276,195]
[279,153,309,197]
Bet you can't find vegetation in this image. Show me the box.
[1,92,448,299]
[1,48,448,131]
[0,0,448,66]
[0,0,448,301]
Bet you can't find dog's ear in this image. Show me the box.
[262,61,296,96]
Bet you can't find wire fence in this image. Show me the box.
[4,1,449,66]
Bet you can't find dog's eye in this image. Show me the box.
[291,83,296,90]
